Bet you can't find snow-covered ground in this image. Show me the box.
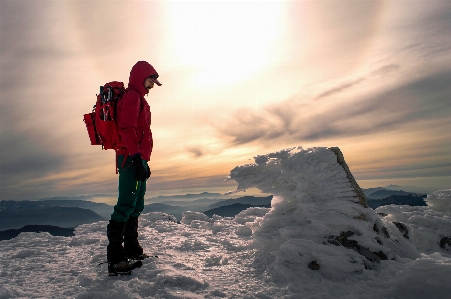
[1,147,450,299]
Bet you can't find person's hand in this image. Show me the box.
[131,153,147,182]
[146,162,151,179]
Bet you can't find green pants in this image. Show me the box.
[110,155,146,222]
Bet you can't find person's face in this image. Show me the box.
[144,77,155,91]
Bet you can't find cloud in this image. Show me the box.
[0,131,66,199]
[216,69,451,145]
[147,174,236,194]
[315,78,366,100]
[354,162,451,180]
[316,64,400,99]
[405,3,451,57]
[186,146,206,158]
[0,132,64,176]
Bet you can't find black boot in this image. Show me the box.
[107,220,127,264]
[124,216,144,259]
[107,220,142,276]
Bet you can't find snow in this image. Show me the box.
[425,189,451,216]
[1,147,450,299]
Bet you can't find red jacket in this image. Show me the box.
[116,61,158,161]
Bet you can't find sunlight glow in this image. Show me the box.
[169,1,284,86]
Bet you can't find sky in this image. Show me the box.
[0,0,450,201]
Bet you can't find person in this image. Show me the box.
[106,61,162,275]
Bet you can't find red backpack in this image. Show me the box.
[83,81,125,151]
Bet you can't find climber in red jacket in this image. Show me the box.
[107,61,162,275]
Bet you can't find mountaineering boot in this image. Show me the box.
[107,220,126,263]
[107,220,143,275]
[123,216,144,259]
[108,259,143,276]
[107,220,130,275]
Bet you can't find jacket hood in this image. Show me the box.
[128,61,158,96]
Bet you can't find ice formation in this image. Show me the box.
[226,147,442,282]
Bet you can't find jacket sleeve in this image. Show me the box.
[117,91,140,156]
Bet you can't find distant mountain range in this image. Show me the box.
[204,202,271,218]
[143,203,188,222]
[362,187,428,209]
[366,194,428,209]
[144,195,273,222]
[146,192,227,204]
[362,185,434,197]
[205,196,273,210]
[0,200,104,230]
[0,195,273,231]
[365,189,414,199]
[39,199,112,219]
[0,188,433,238]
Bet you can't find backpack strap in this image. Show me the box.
[115,150,130,174]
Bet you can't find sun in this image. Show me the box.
[168,1,284,87]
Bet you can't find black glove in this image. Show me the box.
[131,153,147,182]
[146,162,151,179]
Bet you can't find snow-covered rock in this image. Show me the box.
[425,189,451,216]
[377,193,451,255]
[226,147,424,281]
[180,211,212,225]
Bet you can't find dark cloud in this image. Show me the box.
[410,3,451,57]
[186,146,206,158]
[217,69,451,145]
[0,131,66,200]
[0,132,64,178]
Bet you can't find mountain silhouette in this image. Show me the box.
[0,201,104,230]
[204,202,271,218]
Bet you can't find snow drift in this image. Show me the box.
[425,189,451,216]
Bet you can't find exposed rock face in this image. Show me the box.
[227,146,411,281]
[393,221,409,239]
[328,231,388,267]
[328,147,369,208]
[440,236,451,250]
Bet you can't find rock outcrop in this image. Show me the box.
[226,147,414,281]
